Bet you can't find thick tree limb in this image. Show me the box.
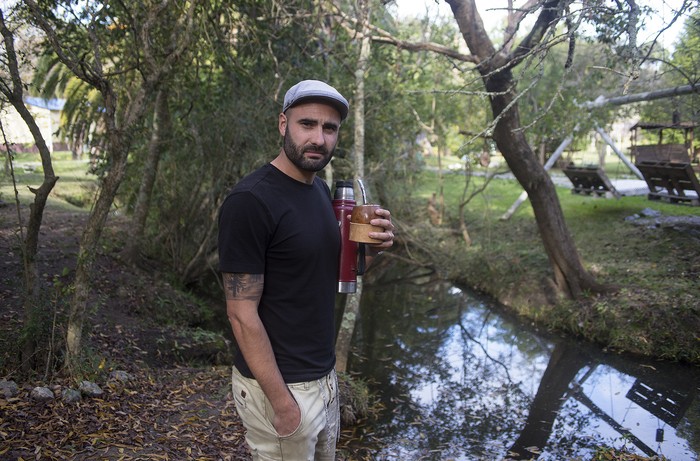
[582,84,700,109]
[503,0,541,53]
[509,0,562,65]
[446,0,495,63]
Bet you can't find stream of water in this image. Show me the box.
[349,265,700,460]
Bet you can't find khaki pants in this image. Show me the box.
[231,366,340,461]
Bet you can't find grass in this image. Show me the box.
[421,148,659,180]
[0,150,97,211]
[409,164,700,363]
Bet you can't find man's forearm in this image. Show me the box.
[223,272,299,434]
[228,303,295,410]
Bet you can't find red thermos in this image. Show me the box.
[333,180,358,293]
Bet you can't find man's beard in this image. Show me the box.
[283,130,334,172]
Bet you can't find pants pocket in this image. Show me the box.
[232,368,274,433]
[274,392,304,439]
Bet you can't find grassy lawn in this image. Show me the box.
[420,148,657,180]
[0,151,96,211]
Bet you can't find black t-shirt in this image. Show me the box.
[218,164,340,383]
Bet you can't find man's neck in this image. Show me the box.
[270,149,316,185]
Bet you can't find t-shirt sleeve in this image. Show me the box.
[217,191,271,274]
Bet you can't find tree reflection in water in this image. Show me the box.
[347,265,700,460]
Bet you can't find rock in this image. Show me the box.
[640,207,661,218]
[79,380,103,398]
[62,388,82,403]
[30,386,54,402]
[0,379,19,398]
[108,370,134,384]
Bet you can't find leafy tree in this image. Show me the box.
[366,0,692,299]
[0,6,58,372]
[22,0,202,374]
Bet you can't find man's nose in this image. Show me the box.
[309,126,325,146]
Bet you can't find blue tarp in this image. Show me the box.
[23,96,65,111]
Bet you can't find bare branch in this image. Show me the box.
[581,83,700,109]
[331,1,478,64]
[369,35,478,63]
[0,9,54,173]
[140,0,172,75]
[638,0,694,66]
[0,9,24,102]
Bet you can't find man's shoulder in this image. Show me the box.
[231,163,274,193]
[220,165,273,214]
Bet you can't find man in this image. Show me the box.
[218,79,394,460]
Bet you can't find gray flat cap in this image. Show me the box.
[282,80,349,121]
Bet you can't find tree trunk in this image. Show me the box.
[335,0,371,373]
[447,0,604,299]
[489,79,602,297]
[65,128,133,371]
[335,278,362,373]
[65,84,151,372]
[123,87,170,262]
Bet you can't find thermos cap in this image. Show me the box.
[334,180,354,200]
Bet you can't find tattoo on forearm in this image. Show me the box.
[223,273,264,301]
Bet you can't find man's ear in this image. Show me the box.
[278,112,287,137]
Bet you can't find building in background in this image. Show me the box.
[0,97,66,153]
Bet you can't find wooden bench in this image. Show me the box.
[563,165,620,198]
[636,161,700,206]
[631,144,690,164]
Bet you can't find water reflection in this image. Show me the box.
[349,265,700,460]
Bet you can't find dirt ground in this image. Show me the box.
[0,203,253,460]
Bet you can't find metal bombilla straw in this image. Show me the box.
[357,178,367,205]
[355,178,368,275]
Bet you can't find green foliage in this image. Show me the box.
[97,0,477,285]
[358,11,489,211]
[586,1,653,51]
[668,9,700,84]
[337,371,376,423]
